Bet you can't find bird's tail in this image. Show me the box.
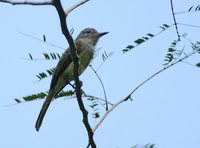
[35,90,54,131]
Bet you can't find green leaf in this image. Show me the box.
[196,63,200,67]
[15,90,74,103]
[92,112,100,118]
[43,34,46,42]
[14,98,21,103]
[102,51,108,61]
[23,92,47,101]
[54,90,73,99]
[122,49,129,53]
[57,53,61,59]
[134,38,145,44]
[47,68,54,75]
[171,42,177,46]
[43,53,50,60]
[126,45,134,49]
[147,33,154,37]
[188,6,193,11]
[163,24,170,28]
[70,28,74,35]
[28,53,33,60]
[36,68,55,81]
[36,72,47,80]
[195,5,200,11]
[168,47,175,52]
[90,103,98,108]
[142,36,149,40]
[43,52,61,60]
[50,52,56,59]
[160,26,166,30]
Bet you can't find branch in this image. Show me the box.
[177,23,200,30]
[175,10,199,15]
[53,0,95,147]
[93,95,131,133]
[170,0,180,40]
[65,0,89,15]
[0,0,52,5]
[18,31,65,50]
[93,45,199,133]
[90,65,108,110]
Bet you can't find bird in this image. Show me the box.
[35,28,108,131]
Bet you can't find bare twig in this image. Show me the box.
[89,65,108,110]
[0,0,52,5]
[177,23,200,30]
[65,0,89,15]
[92,95,131,133]
[127,49,198,97]
[53,0,95,147]
[170,0,180,40]
[93,45,199,133]
[175,10,199,15]
[18,31,65,50]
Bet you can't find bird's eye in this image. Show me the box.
[85,30,91,34]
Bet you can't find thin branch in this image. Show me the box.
[96,51,114,72]
[0,0,52,5]
[127,47,198,102]
[173,46,185,63]
[93,45,199,133]
[177,23,200,30]
[53,0,95,147]
[19,31,65,50]
[175,10,199,15]
[92,94,131,133]
[170,0,180,40]
[65,0,89,15]
[181,60,199,68]
[89,65,108,110]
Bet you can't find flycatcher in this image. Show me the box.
[35,28,108,131]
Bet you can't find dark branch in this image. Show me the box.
[53,0,95,147]
[65,0,89,15]
[170,0,180,40]
[177,23,200,30]
[0,0,52,5]
[90,65,108,110]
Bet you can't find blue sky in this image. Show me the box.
[1,0,200,147]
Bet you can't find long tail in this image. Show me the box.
[35,90,54,131]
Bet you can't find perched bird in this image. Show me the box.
[35,28,108,131]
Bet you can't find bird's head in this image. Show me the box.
[76,28,108,46]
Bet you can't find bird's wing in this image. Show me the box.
[50,48,72,90]
[50,43,82,90]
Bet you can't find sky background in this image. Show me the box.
[0,0,200,148]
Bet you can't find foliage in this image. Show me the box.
[163,39,180,65]
[131,143,155,148]
[122,24,170,53]
[14,90,73,103]
[188,5,200,12]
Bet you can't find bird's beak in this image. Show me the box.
[99,32,109,37]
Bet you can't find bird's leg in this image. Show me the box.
[68,81,75,89]
[70,80,84,95]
